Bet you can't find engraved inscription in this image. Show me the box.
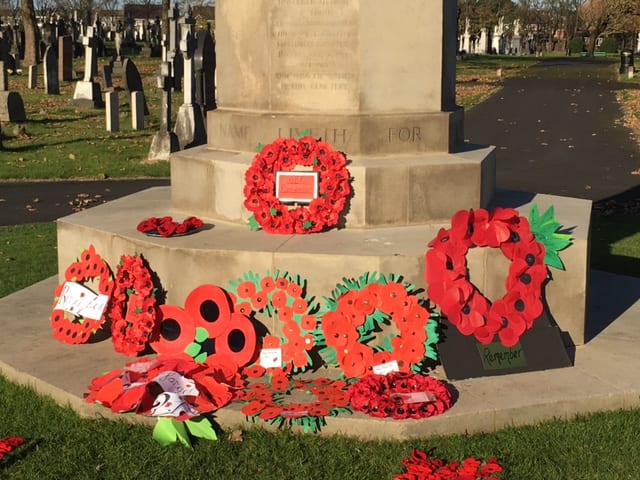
[278,127,352,146]
[218,124,249,139]
[271,0,357,108]
[388,127,422,143]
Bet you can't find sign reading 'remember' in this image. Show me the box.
[275,171,319,203]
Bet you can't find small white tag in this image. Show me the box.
[372,360,400,375]
[260,348,283,368]
[392,392,437,404]
[54,281,109,320]
[149,392,199,418]
[153,371,199,397]
[281,410,308,418]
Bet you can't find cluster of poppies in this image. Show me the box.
[0,437,25,464]
[425,208,548,347]
[110,254,158,356]
[321,279,437,378]
[394,449,503,480]
[136,216,203,237]
[239,371,352,433]
[85,356,244,419]
[243,136,351,234]
[348,372,452,420]
[228,273,320,373]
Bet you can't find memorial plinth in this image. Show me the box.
[171,0,493,227]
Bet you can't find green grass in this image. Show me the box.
[1,54,171,179]
[590,216,640,277]
[0,223,58,297]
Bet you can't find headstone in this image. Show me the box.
[0,91,26,122]
[72,26,103,108]
[105,90,119,132]
[58,35,73,82]
[148,61,179,161]
[114,32,122,61]
[194,28,215,122]
[28,65,37,89]
[0,61,7,91]
[131,91,144,130]
[174,27,207,149]
[123,58,149,114]
[44,46,60,94]
[102,64,113,89]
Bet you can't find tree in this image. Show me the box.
[579,0,640,54]
[20,0,39,66]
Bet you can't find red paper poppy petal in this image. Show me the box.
[148,304,196,356]
[185,284,233,338]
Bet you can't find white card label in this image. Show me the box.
[153,371,199,397]
[54,281,109,320]
[260,348,283,368]
[392,392,437,404]
[149,392,199,418]
[372,360,400,375]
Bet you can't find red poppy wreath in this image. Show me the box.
[239,374,351,433]
[243,136,351,234]
[425,206,571,348]
[318,273,439,379]
[348,372,452,420]
[51,245,114,344]
[109,254,158,356]
[228,271,323,375]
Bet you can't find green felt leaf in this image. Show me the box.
[153,418,192,448]
[256,142,264,153]
[185,343,201,358]
[545,251,566,270]
[194,352,208,363]
[297,129,311,138]
[185,417,218,442]
[248,215,261,231]
[195,327,209,343]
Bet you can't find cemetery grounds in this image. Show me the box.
[0,53,639,478]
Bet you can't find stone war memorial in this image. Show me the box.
[49,0,592,442]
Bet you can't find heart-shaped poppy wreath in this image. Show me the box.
[425,207,570,347]
[51,245,114,344]
[244,136,351,234]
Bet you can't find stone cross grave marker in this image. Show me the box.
[72,26,103,108]
[148,61,179,161]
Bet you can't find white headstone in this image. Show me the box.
[131,91,144,130]
[28,65,37,89]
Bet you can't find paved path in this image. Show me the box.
[465,58,640,202]
[0,178,169,226]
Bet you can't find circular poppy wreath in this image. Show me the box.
[240,373,351,433]
[244,136,351,234]
[51,245,114,344]
[228,271,323,375]
[318,273,439,379]
[109,254,158,357]
[348,372,452,420]
[425,207,549,348]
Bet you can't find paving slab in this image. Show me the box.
[1,270,639,440]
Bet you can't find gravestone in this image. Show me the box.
[43,46,60,94]
[0,61,7,91]
[131,91,144,130]
[58,35,73,82]
[148,61,179,161]
[105,90,119,132]
[28,65,37,89]
[194,28,215,126]
[72,26,103,108]
[0,61,26,122]
[123,58,149,114]
[102,65,113,89]
[174,25,207,148]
